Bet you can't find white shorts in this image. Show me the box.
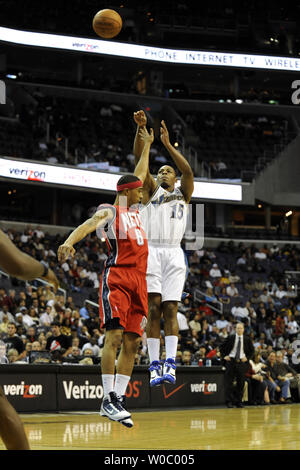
[146,245,187,303]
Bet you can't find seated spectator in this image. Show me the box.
[0,314,9,335]
[245,278,256,291]
[193,345,207,365]
[250,291,262,305]
[259,288,269,304]
[7,348,19,364]
[275,285,287,299]
[265,351,290,404]
[181,350,192,366]
[275,350,300,402]
[254,248,267,260]
[204,288,218,304]
[217,287,231,305]
[228,271,241,284]
[287,316,300,341]
[215,314,229,331]
[189,312,201,334]
[209,263,222,279]
[26,326,38,344]
[177,311,190,337]
[231,302,250,321]
[66,345,82,363]
[82,337,101,357]
[226,283,239,297]
[46,321,72,357]
[247,351,270,405]
[3,322,26,361]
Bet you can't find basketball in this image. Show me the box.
[92,9,122,39]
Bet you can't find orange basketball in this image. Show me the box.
[92,9,122,39]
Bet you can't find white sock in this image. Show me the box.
[114,374,130,397]
[147,338,160,363]
[165,336,178,361]
[102,374,115,397]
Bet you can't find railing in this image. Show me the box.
[84,299,99,309]
[0,269,9,279]
[193,288,223,315]
[0,269,66,302]
[31,278,67,303]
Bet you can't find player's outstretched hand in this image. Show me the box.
[41,268,59,293]
[57,243,76,264]
[160,120,170,147]
[138,127,154,145]
[134,110,147,127]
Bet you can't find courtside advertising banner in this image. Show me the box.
[0,371,57,412]
[1,26,300,71]
[57,370,149,411]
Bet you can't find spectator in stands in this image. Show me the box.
[231,301,251,323]
[181,350,192,366]
[189,312,201,336]
[265,351,288,404]
[0,314,9,335]
[209,263,222,279]
[0,304,14,324]
[82,336,101,357]
[275,350,299,402]
[287,316,300,341]
[228,271,241,284]
[7,348,19,364]
[247,351,270,405]
[46,321,72,356]
[3,323,26,361]
[226,283,239,297]
[275,284,287,300]
[217,287,231,306]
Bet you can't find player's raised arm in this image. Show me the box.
[57,208,114,263]
[133,110,147,163]
[160,120,194,203]
[134,127,154,184]
[133,110,157,200]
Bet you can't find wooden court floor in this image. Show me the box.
[2,404,300,450]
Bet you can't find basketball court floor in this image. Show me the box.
[1,404,300,450]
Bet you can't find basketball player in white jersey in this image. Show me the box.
[133,110,194,386]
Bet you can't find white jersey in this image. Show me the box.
[140,185,188,247]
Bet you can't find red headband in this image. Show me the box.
[117,179,143,192]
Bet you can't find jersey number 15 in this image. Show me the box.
[170,203,184,220]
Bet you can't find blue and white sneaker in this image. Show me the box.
[162,358,176,384]
[100,391,133,427]
[149,360,163,387]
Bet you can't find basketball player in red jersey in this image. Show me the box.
[58,126,154,427]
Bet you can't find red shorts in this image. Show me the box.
[99,267,148,337]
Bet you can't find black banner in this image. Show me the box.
[0,368,57,412]
[0,365,225,412]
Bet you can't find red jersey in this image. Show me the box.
[98,204,148,274]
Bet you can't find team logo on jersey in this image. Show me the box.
[151,191,184,207]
